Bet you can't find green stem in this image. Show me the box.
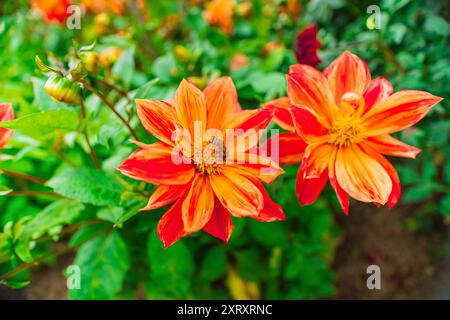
[0,169,46,185]
[6,190,63,198]
[80,100,100,169]
[82,81,139,140]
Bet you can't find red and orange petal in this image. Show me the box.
[203,201,234,243]
[286,66,337,127]
[181,174,215,232]
[141,184,188,211]
[323,50,371,104]
[363,77,393,112]
[361,135,421,159]
[289,105,328,140]
[263,97,295,132]
[136,99,178,146]
[261,132,306,166]
[228,152,284,184]
[175,79,207,136]
[204,76,240,129]
[362,90,443,136]
[334,145,392,205]
[116,142,195,185]
[209,167,263,218]
[0,103,14,149]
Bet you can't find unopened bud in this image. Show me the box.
[44,75,82,105]
[174,45,190,61]
[80,51,99,73]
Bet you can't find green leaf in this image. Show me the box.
[0,109,80,138]
[131,78,160,99]
[146,229,194,298]
[439,195,450,216]
[97,207,124,225]
[427,120,450,147]
[69,223,110,247]
[236,249,264,281]
[249,71,286,95]
[113,201,144,227]
[424,14,449,36]
[112,46,135,87]
[69,230,130,299]
[198,246,227,283]
[14,200,84,262]
[0,232,13,261]
[152,54,176,83]
[249,220,287,248]
[403,183,434,203]
[46,168,124,206]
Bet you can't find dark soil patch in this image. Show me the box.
[333,203,449,299]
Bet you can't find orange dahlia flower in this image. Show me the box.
[117,77,284,247]
[203,0,236,35]
[265,51,443,214]
[0,103,15,148]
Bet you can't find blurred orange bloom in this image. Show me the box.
[118,77,284,247]
[265,51,443,214]
[230,53,249,71]
[31,0,71,24]
[0,103,15,148]
[203,0,236,35]
[99,47,123,66]
[81,0,124,15]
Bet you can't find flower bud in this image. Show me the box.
[44,75,82,105]
[174,45,190,61]
[80,51,99,74]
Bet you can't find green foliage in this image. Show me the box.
[46,168,124,207]
[0,109,80,138]
[146,229,195,298]
[0,0,448,301]
[69,230,130,299]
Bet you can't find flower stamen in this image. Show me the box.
[193,137,226,175]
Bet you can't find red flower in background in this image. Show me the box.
[31,0,71,24]
[294,24,321,67]
[118,77,284,248]
[265,51,442,214]
[0,103,15,148]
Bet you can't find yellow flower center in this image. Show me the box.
[328,92,366,147]
[329,114,365,147]
[193,138,226,175]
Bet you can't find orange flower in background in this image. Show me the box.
[265,51,443,214]
[0,103,15,148]
[230,53,249,71]
[81,0,125,15]
[203,0,236,35]
[31,0,71,24]
[117,77,284,247]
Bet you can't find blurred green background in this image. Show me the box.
[0,0,449,299]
